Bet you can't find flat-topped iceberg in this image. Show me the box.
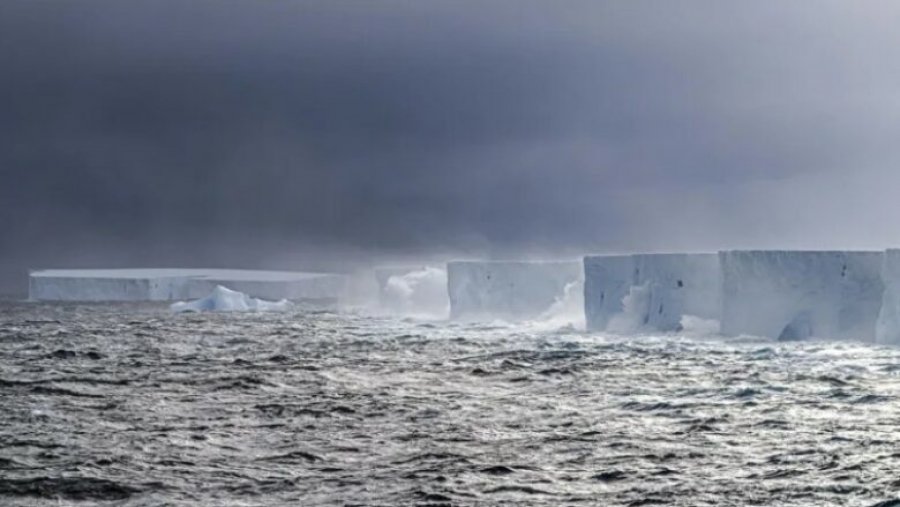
[876,250,900,344]
[170,285,292,313]
[447,260,582,320]
[720,250,884,341]
[29,268,346,302]
[584,253,721,332]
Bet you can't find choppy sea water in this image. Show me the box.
[3,301,900,506]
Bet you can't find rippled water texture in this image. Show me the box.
[3,300,900,506]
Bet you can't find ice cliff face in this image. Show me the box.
[29,273,182,302]
[584,253,720,332]
[28,251,900,345]
[586,250,886,341]
[876,250,900,344]
[28,269,346,302]
[446,261,582,320]
[720,251,884,342]
[583,255,637,331]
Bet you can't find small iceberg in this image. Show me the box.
[170,285,292,313]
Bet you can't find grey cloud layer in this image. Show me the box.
[3,1,900,292]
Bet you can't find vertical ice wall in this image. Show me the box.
[583,255,636,331]
[720,251,884,341]
[29,270,196,301]
[28,269,347,302]
[446,261,582,320]
[876,249,900,344]
[583,253,721,332]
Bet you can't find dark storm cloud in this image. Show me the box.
[3,1,900,293]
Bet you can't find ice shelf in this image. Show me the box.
[28,268,346,302]
[875,250,900,344]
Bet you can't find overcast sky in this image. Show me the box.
[3,1,900,293]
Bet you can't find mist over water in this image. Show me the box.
[379,267,450,320]
[607,285,653,335]
[535,280,586,331]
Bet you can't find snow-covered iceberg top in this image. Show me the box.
[170,285,292,313]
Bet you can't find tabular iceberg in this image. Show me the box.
[29,269,200,301]
[876,249,900,344]
[446,261,582,320]
[29,269,346,303]
[584,253,721,332]
[720,250,884,341]
[171,285,291,313]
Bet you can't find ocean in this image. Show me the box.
[2,300,900,506]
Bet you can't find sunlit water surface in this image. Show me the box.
[3,300,900,506]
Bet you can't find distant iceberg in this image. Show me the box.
[28,268,346,302]
[876,249,900,344]
[170,285,292,313]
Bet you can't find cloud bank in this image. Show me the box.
[3,1,900,293]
